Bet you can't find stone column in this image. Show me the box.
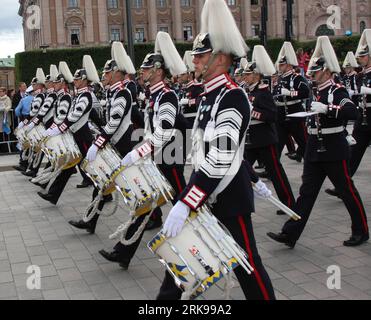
[40,0,51,45]
[97,0,108,43]
[85,0,94,44]
[349,0,358,34]
[276,0,284,38]
[172,0,183,41]
[297,0,306,41]
[55,0,65,45]
[148,0,157,41]
[242,0,252,38]
[195,0,205,33]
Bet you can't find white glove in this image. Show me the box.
[26,122,35,132]
[18,121,25,129]
[46,126,61,137]
[254,180,272,199]
[121,149,141,167]
[281,88,292,96]
[163,201,191,238]
[180,98,189,106]
[138,92,146,101]
[347,89,355,98]
[311,101,328,114]
[346,135,357,146]
[86,144,99,162]
[360,86,371,95]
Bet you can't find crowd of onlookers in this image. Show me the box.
[0,82,31,153]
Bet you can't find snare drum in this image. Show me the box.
[42,132,82,170]
[82,145,175,216]
[148,206,253,299]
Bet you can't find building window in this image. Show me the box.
[181,0,191,6]
[71,29,80,45]
[183,26,193,41]
[159,26,169,33]
[360,21,366,33]
[251,0,259,5]
[68,0,78,8]
[157,0,166,8]
[252,24,260,37]
[315,24,335,36]
[135,28,145,43]
[107,0,118,9]
[227,0,236,6]
[111,28,121,41]
[132,0,143,8]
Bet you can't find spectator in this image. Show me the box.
[15,85,34,121]
[12,82,27,128]
[296,48,306,76]
[0,87,12,153]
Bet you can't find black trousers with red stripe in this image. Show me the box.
[157,213,276,300]
[276,120,308,159]
[282,160,369,240]
[112,164,186,263]
[245,145,295,209]
[349,128,371,177]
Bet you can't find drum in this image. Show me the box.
[15,126,29,150]
[148,206,254,300]
[27,124,46,152]
[81,144,175,216]
[42,132,82,170]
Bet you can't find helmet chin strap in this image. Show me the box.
[198,52,217,82]
[143,67,157,88]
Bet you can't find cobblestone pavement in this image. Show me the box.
[0,151,370,300]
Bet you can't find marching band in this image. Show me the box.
[13,0,371,301]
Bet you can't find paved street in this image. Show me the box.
[0,151,370,300]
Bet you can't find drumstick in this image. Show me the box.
[252,185,301,221]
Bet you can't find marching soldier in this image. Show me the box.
[326,30,371,198]
[69,41,136,234]
[268,36,369,248]
[157,0,275,300]
[274,42,310,162]
[37,56,99,205]
[98,32,188,270]
[243,45,295,214]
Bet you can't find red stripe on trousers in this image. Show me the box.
[172,168,183,193]
[238,216,270,300]
[342,160,369,234]
[270,145,292,208]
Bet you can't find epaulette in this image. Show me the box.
[258,84,269,90]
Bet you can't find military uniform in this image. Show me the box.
[274,69,310,159]
[157,73,275,300]
[281,79,369,242]
[245,82,295,209]
[349,66,371,176]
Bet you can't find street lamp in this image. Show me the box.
[260,0,268,47]
[286,0,293,41]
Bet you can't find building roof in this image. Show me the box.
[0,58,15,68]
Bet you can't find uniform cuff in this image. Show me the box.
[95,135,107,149]
[59,122,68,133]
[181,185,207,211]
[137,141,152,158]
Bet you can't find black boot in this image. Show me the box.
[343,233,369,247]
[267,232,296,248]
[37,192,58,205]
[276,210,286,216]
[287,153,302,163]
[22,170,37,178]
[325,188,342,199]
[98,250,130,270]
[13,165,26,172]
[76,179,94,188]
[69,219,97,234]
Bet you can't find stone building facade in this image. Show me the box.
[18,0,371,51]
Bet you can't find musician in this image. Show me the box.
[21,68,46,177]
[37,56,98,205]
[26,65,60,179]
[243,46,295,214]
[69,42,136,234]
[268,36,369,248]
[156,0,275,300]
[274,42,310,162]
[98,32,187,270]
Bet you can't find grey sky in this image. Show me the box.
[0,0,24,58]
